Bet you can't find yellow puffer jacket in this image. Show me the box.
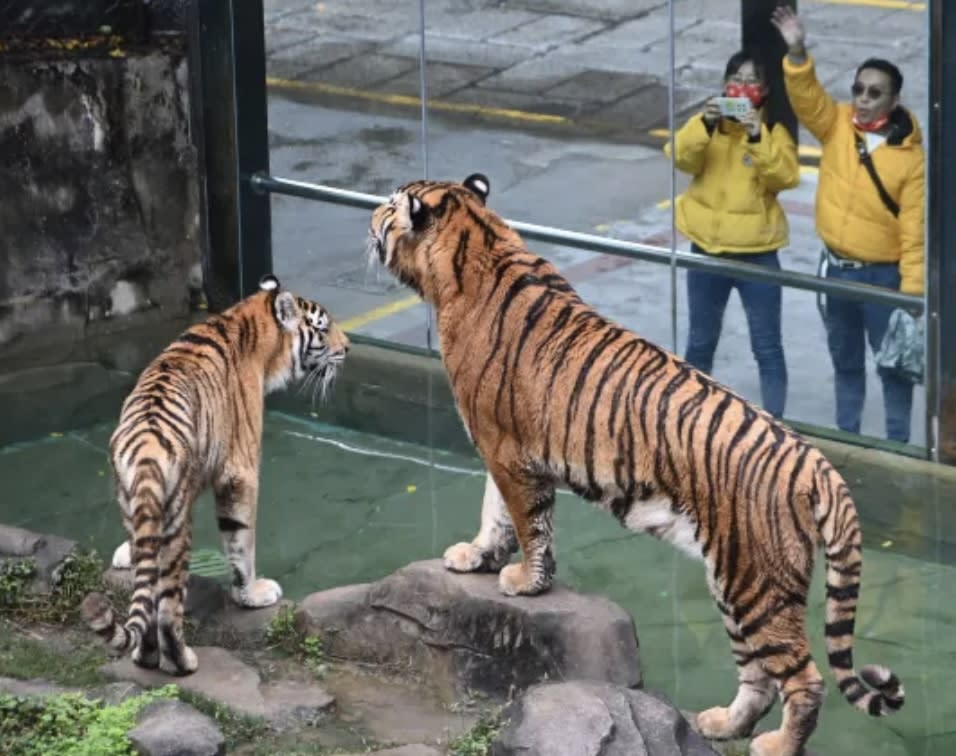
[782,55,925,294]
[665,114,799,253]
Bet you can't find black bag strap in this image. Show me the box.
[854,133,900,218]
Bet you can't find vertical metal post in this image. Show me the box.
[187,0,272,312]
[741,0,798,142]
[929,0,956,463]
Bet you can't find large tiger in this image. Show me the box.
[368,174,904,756]
[81,275,349,676]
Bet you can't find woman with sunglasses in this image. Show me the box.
[665,50,799,419]
[772,6,925,444]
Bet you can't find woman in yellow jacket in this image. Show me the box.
[668,50,799,418]
[773,6,924,443]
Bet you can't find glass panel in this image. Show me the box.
[663,3,947,756]
[667,1,929,449]
[265,0,425,347]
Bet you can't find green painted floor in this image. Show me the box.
[2,411,953,755]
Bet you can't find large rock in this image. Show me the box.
[129,699,225,756]
[296,560,641,702]
[491,682,717,756]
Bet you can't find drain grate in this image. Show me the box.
[191,549,230,578]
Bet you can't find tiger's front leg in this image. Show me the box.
[214,471,282,608]
[483,463,555,596]
[444,472,518,574]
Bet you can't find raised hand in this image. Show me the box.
[770,6,806,50]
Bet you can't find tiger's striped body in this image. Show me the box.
[81,275,349,675]
[369,175,903,755]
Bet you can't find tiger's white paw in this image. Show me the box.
[159,645,199,676]
[111,541,132,569]
[443,542,485,573]
[232,578,283,608]
[696,706,736,739]
[498,563,549,596]
[749,730,787,756]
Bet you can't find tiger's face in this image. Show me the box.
[368,173,491,299]
[260,275,349,398]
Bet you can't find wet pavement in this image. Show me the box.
[263,0,930,146]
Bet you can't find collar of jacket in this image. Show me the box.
[857,105,917,147]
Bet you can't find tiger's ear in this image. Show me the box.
[274,291,300,332]
[259,274,281,292]
[409,194,430,231]
[462,173,490,205]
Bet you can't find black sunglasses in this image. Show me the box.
[851,82,885,99]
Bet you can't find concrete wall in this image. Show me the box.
[0,37,200,366]
[0,10,201,442]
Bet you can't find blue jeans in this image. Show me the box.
[824,260,913,443]
[685,244,787,417]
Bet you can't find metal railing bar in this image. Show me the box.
[249,173,924,312]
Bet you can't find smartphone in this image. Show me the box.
[714,96,752,118]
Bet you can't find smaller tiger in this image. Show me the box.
[82,275,349,675]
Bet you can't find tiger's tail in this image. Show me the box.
[81,474,164,657]
[818,475,905,716]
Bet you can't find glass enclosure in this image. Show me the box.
[2,1,951,755]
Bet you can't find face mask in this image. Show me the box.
[725,82,766,108]
[853,112,890,133]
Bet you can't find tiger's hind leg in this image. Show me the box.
[696,595,776,740]
[477,461,555,597]
[155,489,199,676]
[117,491,159,669]
[444,472,518,574]
[214,472,282,608]
[739,598,825,756]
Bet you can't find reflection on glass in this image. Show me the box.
[666,50,798,420]
[667,3,928,448]
[264,0,425,345]
[772,6,926,446]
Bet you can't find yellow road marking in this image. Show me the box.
[339,294,422,332]
[267,77,570,126]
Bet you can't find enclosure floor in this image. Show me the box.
[2,411,953,755]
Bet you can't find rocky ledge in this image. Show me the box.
[0,524,718,755]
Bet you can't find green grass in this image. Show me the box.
[0,684,178,756]
[265,605,327,677]
[0,624,108,687]
[448,708,504,756]
[0,549,127,626]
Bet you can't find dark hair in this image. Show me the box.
[722,50,775,126]
[724,50,765,82]
[856,58,903,95]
